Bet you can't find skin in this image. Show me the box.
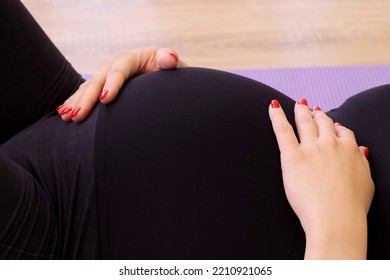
[57,47,187,122]
[57,47,375,259]
[268,99,374,259]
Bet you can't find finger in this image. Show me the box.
[156,48,188,69]
[335,123,369,160]
[359,146,370,158]
[311,107,337,138]
[294,99,318,142]
[58,105,74,122]
[99,71,126,104]
[56,82,84,117]
[59,93,82,122]
[269,100,299,153]
[100,48,157,104]
[101,47,186,104]
[70,70,109,121]
[101,47,187,103]
[73,56,113,107]
[59,59,111,122]
[57,85,83,121]
[70,92,98,122]
[156,48,179,69]
[334,122,357,141]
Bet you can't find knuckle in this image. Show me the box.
[314,111,332,123]
[87,77,105,88]
[77,81,88,91]
[343,138,359,149]
[299,113,314,124]
[275,122,293,136]
[113,51,127,60]
[295,107,313,123]
[107,69,126,81]
[320,136,338,148]
[345,127,355,138]
[101,57,114,67]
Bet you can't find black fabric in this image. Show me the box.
[1,0,390,260]
[1,109,100,259]
[0,0,83,144]
[95,68,305,259]
[0,151,57,259]
[0,0,96,259]
[327,85,390,260]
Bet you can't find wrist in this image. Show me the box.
[303,213,368,260]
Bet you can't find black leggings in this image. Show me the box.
[1,0,390,259]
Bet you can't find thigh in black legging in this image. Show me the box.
[1,0,83,143]
[96,68,305,259]
[327,84,390,260]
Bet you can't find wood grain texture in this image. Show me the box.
[21,0,390,73]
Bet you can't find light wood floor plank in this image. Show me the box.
[22,0,390,73]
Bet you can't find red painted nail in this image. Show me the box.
[56,105,64,112]
[168,52,178,62]
[100,89,109,101]
[312,105,322,111]
[271,100,280,108]
[334,122,342,126]
[61,107,72,115]
[364,147,369,157]
[70,107,81,117]
[297,98,308,106]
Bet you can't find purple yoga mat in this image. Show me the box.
[229,65,390,112]
[83,65,390,112]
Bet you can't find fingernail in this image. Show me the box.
[271,100,280,108]
[297,98,308,106]
[364,147,369,157]
[168,52,178,62]
[71,107,81,117]
[56,105,64,112]
[312,105,322,111]
[335,122,342,126]
[100,89,109,101]
[61,107,72,115]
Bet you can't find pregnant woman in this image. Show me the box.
[1,0,378,259]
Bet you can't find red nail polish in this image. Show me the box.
[71,107,81,117]
[297,98,308,106]
[364,147,369,157]
[61,107,72,115]
[312,105,322,111]
[100,90,109,101]
[56,105,64,112]
[169,52,178,62]
[271,100,280,108]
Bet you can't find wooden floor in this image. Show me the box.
[22,0,390,74]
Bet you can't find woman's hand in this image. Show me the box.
[268,99,374,259]
[57,47,187,122]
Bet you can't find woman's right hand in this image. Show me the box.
[268,99,374,259]
[57,47,187,122]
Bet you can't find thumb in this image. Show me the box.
[156,48,185,69]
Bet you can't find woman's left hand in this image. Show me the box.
[57,47,187,122]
